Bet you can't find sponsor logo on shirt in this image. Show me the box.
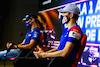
[69,26,81,40]
[69,31,81,40]
[34,32,38,38]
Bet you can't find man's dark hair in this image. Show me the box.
[22,13,38,23]
[73,14,79,20]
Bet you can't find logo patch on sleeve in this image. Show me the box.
[69,31,81,40]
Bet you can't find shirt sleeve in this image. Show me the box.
[67,26,82,45]
[31,30,41,41]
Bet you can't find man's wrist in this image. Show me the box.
[14,45,18,48]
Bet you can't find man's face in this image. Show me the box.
[25,19,32,28]
[25,19,31,24]
[61,12,69,16]
[61,12,70,24]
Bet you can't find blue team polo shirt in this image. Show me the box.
[22,27,41,45]
[57,24,83,58]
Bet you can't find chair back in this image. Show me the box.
[71,34,87,67]
[38,33,44,47]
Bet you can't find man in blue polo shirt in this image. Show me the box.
[33,4,83,67]
[0,14,41,59]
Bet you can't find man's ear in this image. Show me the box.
[31,18,35,22]
[69,13,74,19]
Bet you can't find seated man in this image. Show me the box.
[0,14,41,60]
[13,4,83,67]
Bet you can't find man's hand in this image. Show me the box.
[33,45,45,58]
[37,45,44,53]
[33,51,40,58]
[6,42,12,49]
[33,51,46,58]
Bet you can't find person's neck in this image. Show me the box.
[67,19,76,29]
[31,21,37,30]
